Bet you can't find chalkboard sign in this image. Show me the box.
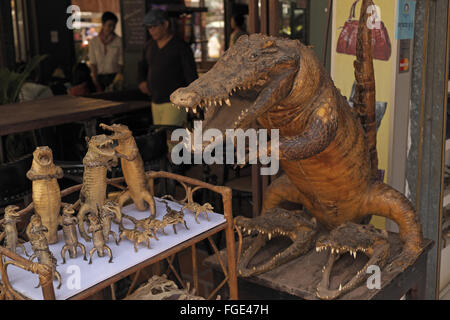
[121,0,146,51]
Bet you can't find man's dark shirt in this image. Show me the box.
[139,36,198,104]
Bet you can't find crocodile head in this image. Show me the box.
[101,201,122,223]
[84,135,118,168]
[234,208,317,277]
[315,222,390,300]
[32,146,54,169]
[62,206,75,216]
[99,123,133,141]
[171,34,304,133]
[4,205,20,221]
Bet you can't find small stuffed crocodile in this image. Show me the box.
[27,215,62,289]
[77,135,118,242]
[0,205,29,256]
[59,206,86,264]
[26,146,63,244]
[87,214,113,264]
[100,123,156,218]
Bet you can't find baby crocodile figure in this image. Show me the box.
[118,224,155,252]
[59,206,87,264]
[0,205,29,256]
[98,202,120,245]
[77,135,118,242]
[181,202,213,224]
[171,6,422,276]
[87,214,113,264]
[161,201,189,235]
[27,215,62,289]
[100,123,156,218]
[122,214,166,240]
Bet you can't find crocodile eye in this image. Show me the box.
[250,53,259,60]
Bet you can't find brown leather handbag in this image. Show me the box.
[336,0,391,61]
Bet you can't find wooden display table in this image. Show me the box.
[204,231,433,300]
[0,171,238,300]
[0,95,149,137]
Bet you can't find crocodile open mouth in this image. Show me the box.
[234,209,317,278]
[91,135,116,157]
[315,222,390,300]
[171,75,270,133]
[99,123,132,141]
[34,146,53,166]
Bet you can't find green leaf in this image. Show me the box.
[0,55,48,105]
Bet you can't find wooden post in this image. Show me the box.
[223,188,238,299]
[191,244,199,294]
[248,0,259,34]
[268,0,280,36]
[260,0,269,35]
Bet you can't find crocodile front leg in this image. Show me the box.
[78,243,87,261]
[261,174,305,215]
[78,204,93,242]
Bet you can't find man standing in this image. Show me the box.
[89,11,124,92]
[138,9,198,127]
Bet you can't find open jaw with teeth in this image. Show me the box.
[170,35,299,135]
[234,208,317,277]
[171,75,268,133]
[315,222,390,300]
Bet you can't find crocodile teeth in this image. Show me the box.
[339,284,342,291]
[219,100,223,106]
[268,233,272,240]
[225,99,231,106]
[185,108,189,112]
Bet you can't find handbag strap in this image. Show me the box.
[348,0,361,20]
[348,0,377,20]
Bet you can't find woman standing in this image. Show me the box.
[89,12,124,92]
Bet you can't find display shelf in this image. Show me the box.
[5,198,225,300]
[0,171,238,300]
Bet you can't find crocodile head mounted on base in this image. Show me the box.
[234,208,317,277]
[315,222,390,300]
[171,34,303,135]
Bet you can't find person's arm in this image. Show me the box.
[138,42,150,95]
[181,43,199,85]
[88,39,100,87]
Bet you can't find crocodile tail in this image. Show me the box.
[361,182,423,254]
[354,0,378,179]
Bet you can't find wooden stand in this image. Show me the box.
[205,231,433,300]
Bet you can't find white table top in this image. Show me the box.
[5,198,226,300]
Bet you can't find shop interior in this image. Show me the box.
[0,0,449,301]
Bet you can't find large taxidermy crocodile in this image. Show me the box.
[171,0,423,298]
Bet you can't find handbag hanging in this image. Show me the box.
[336,0,392,61]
